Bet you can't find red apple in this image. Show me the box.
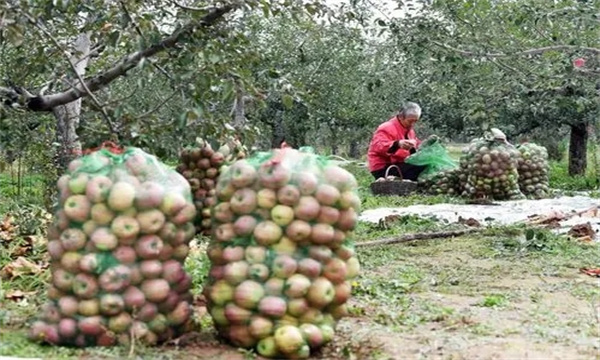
[78,316,105,336]
[214,223,235,242]
[47,286,64,301]
[339,190,361,211]
[91,227,118,251]
[47,240,65,261]
[224,302,253,324]
[135,181,165,209]
[85,175,113,203]
[59,228,87,251]
[230,188,258,215]
[311,223,335,244]
[140,259,163,279]
[294,196,320,221]
[286,220,312,242]
[209,265,225,280]
[315,184,340,206]
[258,162,292,189]
[337,208,357,231]
[100,293,125,316]
[222,245,245,262]
[158,290,180,313]
[58,318,78,339]
[332,281,352,305]
[264,277,285,296]
[293,172,320,196]
[63,195,91,223]
[245,245,267,264]
[307,277,335,309]
[108,312,133,333]
[224,261,249,285]
[299,323,324,348]
[233,215,258,236]
[213,202,234,223]
[249,263,270,282]
[308,245,333,263]
[160,192,188,217]
[323,258,348,284]
[335,244,355,260]
[137,302,159,322]
[58,296,79,317]
[271,255,297,279]
[167,300,191,326]
[141,278,170,303]
[287,298,310,317]
[253,220,283,246]
[317,206,340,225]
[208,280,234,306]
[61,251,83,272]
[257,296,287,318]
[229,160,258,188]
[111,215,140,240]
[172,243,189,261]
[123,285,146,310]
[274,325,305,355]
[162,259,185,284]
[234,280,265,310]
[298,258,323,278]
[54,210,70,230]
[135,234,164,259]
[171,203,196,225]
[98,265,132,292]
[40,302,61,323]
[324,165,357,192]
[112,246,137,264]
[277,184,301,206]
[249,315,274,340]
[82,220,98,236]
[107,181,136,211]
[284,274,311,298]
[90,203,114,225]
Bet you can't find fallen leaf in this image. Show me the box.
[568,222,596,240]
[580,268,600,277]
[0,256,43,279]
[5,289,37,301]
[458,216,481,227]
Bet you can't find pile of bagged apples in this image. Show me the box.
[177,138,246,236]
[203,148,361,359]
[29,147,197,347]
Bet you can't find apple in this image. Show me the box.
[58,318,78,339]
[167,300,191,326]
[139,259,163,279]
[335,244,355,260]
[264,277,285,296]
[60,228,87,251]
[108,312,133,333]
[58,296,79,317]
[171,203,196,225]
[57,174,71,193]
[209,265,225,280]
[255,207,271,220]
[320,324,334,343]
[329,303,349,319]
[258,162,291,189]
[159,222,178,243]
[141,278,170,303]
[249,315,274,340]
[346,256,360,279]
[299,323,324,348]
[337,208,357,232]
[288,298,310,317]
[47,286,64,301]
[137,303,158,322]
[271,205,295,226]
[323,258,348,284]
[162,259,185,284]
[224,302,253,324]
[111,215,140,240]
[257,336,279,358]
[100,293,125,316]
[47,240,65,261]
[307,277,335,309]
[172,243,189,261]
[293,172,320,196]
[245,245,267,264]
[271,255,297,279]
[257,188,278,209]
[54,210,70,230]
[129,265,143,285]
[107,181,136,211]
[213,202,234,223]
[209,280,234,306]
[286,220,312,243]
[224,261,249,285]
[112,246,137,264]
[135,181,165,209]
[258,296,287,318]
[315,184,341,206]
[332,281,352,305]
[63,195,91,223]
[59,187,73,206]
[294,196,320,221]
[78,299,100,316]
[299,308,324,324]
[234,280,265,309]
[230,188,258,215]
[284,274,311,298]
[274,325,305,355]
[82,220,98,236]
[207,244,226,265]
[228,325,256,347]
[41,302,61,323]
[125,152,151,176]
[214,223,235,242]
[68,173,89,195]
[160,193,187,217]
[198,158,211,170]
[308,245,333,263]
[99,264,132,292]
[210,306,229,327]
[89,203,114,226]
[78,316,105,336]
[272,236,297,255]
[136,209,166,234]
[277,184,301,206]
[147,313,167,333]
[249,263,270,282]
[216,180,236,201]
[253,220,283,246]
[339,190,361,211]
[30,322,60,345]
[135,234,164,259]
[233,215,258,236]
[229,160,258,188]
[317,206,340,225]
[85,175,113,203]
[222,245,245,262]
[61,251,83,272]
[297,258,322,278]
[91,227,118,251]
[158,290,181,313]
[123,286,146,310]
[78,253,99,273]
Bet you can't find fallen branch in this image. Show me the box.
[355,228,481,248]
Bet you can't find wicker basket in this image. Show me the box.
[370,165,418,196]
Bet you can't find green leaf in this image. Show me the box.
[525,229,535,240]
[282,94,294,109]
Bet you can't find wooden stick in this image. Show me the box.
[356,228,481,248]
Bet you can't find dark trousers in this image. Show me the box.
[371,163,426,181]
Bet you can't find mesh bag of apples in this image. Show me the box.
[29,145,197,347]
[516,142,550,199]
[203,147,361,359]
[460,137,526,200]
[177,137,246,236]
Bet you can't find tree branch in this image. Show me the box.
[7,3,236,112]
[432,41,600,57]
[172,0,212,12]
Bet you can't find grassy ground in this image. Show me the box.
[0,150,599,359]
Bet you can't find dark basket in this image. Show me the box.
[370,165,418,196]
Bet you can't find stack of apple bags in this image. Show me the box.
[29,147,197,347]
[203,147,361,359]
[176,137,246,236]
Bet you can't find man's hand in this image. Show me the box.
[398,139,416,150]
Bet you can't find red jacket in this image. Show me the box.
[367,116,421,171]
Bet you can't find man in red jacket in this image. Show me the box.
[367,102,427,181]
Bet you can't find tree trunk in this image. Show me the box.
[568,122,588,176]
[53,33,92,173]
[232,80,246,130]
